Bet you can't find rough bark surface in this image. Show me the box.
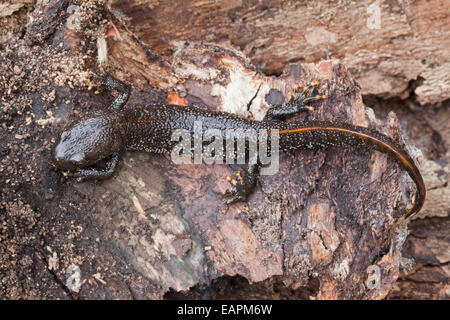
[0,0,448,300]
[110,0,450,105]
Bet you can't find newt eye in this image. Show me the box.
[76,161,85,165]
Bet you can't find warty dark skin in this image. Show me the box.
[52,73,425,219]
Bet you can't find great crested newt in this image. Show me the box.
[51,72,425,219]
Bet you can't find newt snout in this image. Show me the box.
[52,114,122,173]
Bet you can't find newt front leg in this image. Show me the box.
[73,152,120,181]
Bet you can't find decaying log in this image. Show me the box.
[109,0,450,105]
[388,217,449,299]
[97,15,417,298]
[0,0,447,300]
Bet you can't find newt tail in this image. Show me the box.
[276,123,425,218]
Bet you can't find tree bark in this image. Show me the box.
[0,0,447,300]
[110,0,450,105]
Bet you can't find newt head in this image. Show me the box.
[52,115,123,171]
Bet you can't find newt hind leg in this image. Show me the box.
[222,163,260,204]
[263,80,327,122]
